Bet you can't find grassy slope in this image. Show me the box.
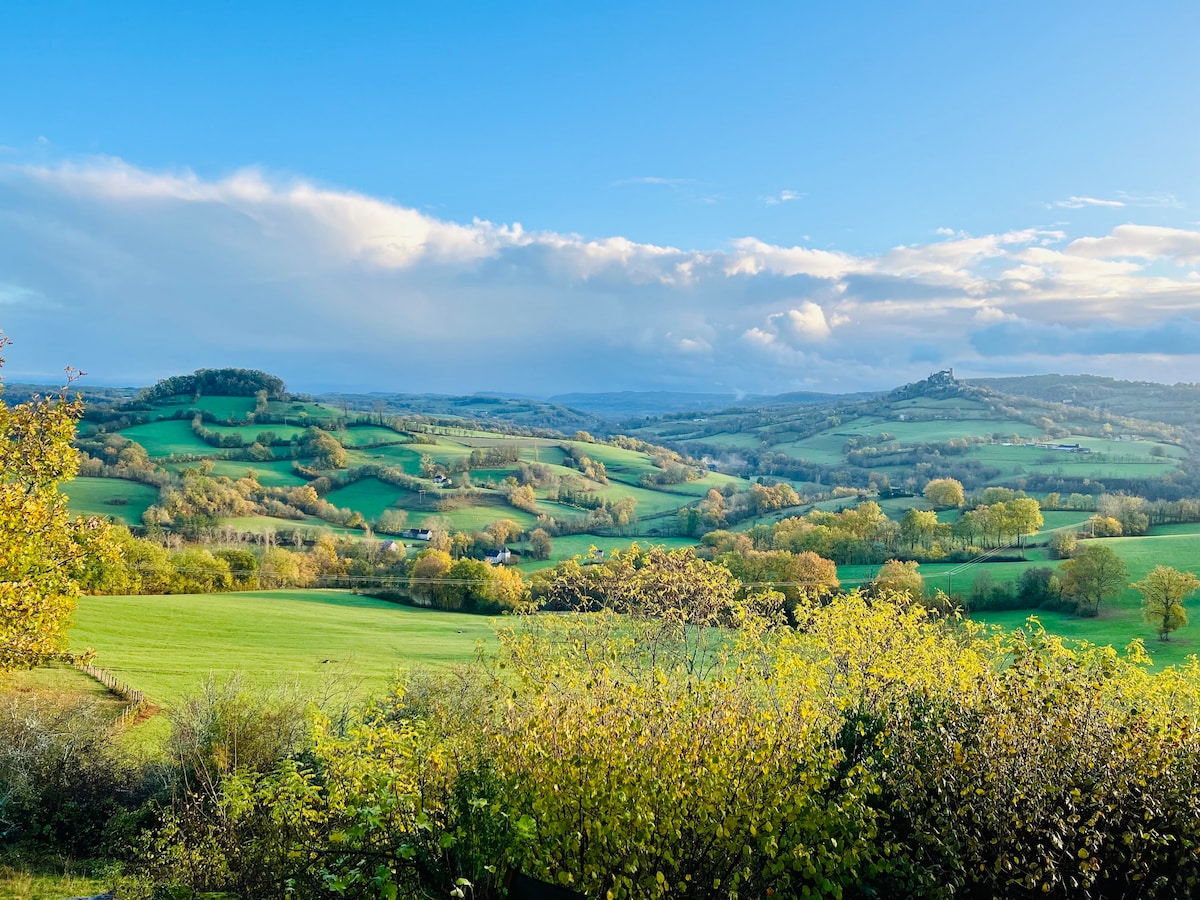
[70,590,494,706]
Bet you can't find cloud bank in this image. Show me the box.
[1,158,1199,394]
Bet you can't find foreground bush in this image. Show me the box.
[141,589,1200,899]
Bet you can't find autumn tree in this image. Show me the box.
[527,527,553,561]
[409,549,453,606]
[375,508,409,535]
[303,428,347,469]
[1133,565,1199,641]
[1049,531,1077,559]
[1058,544,1128,617]
[871,559,924,602]
[900,508,939,549]
[923,477,964,509]
[0,354,117,669]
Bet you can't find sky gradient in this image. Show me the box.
[1,1,1198,394]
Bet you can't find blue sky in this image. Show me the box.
[1,1,1198,394]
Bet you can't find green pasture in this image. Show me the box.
[221,515,364,539]
[146,395,256,420]
[1037,510,1093,533]
[836,416,1042,444]
[1069,436,1186,458]
[937,527,1200,667]
[974,608,1200,669]
[410,503,540,532]
[119,419,216,456]
[1143,523,1200,537]
[265,399,342,420]
[838,557,1049,594]
[565,441,659,479]
[772,434,850,465]
[204,423,309,443]
[594,479,698,518]
[348,444,425,474]
[337,425,411,446]
[325,477,410,521]
[185,395,257,419]
[964,441,1181,482]
[661,471,752,497]
[532,499,593,521]
[172,458,308,487]
[512,533,702,571]
[695,432,764,450]
[64,476,159,524]
[892,397,991,413]
[70,590,495,706]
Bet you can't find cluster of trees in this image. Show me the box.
[677,481,801,535]
[696,493,1044,567]
[563,445,609,483]
[138,367,286,403]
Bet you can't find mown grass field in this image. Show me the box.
[64,476,159,524]
[70,590,495,706]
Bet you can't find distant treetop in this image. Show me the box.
[139,368,287,402]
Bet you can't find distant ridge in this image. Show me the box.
[549,389,883,419]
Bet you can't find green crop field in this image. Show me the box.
[64,476,159,524]
[70,590,495,706]
[119,419,217,456]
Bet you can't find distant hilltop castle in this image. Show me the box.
[929,368,956,384]
[890,368,965,401]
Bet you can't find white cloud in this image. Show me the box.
[2,158,1200,393]
[973,305,1014,324]
[1066,224,1200,266]
[1050,195,1126,209]
[1115,191,1182,209]
[782,302,833,341]
[764,189,805,206]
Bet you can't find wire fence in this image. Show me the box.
[75,661,146,726]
